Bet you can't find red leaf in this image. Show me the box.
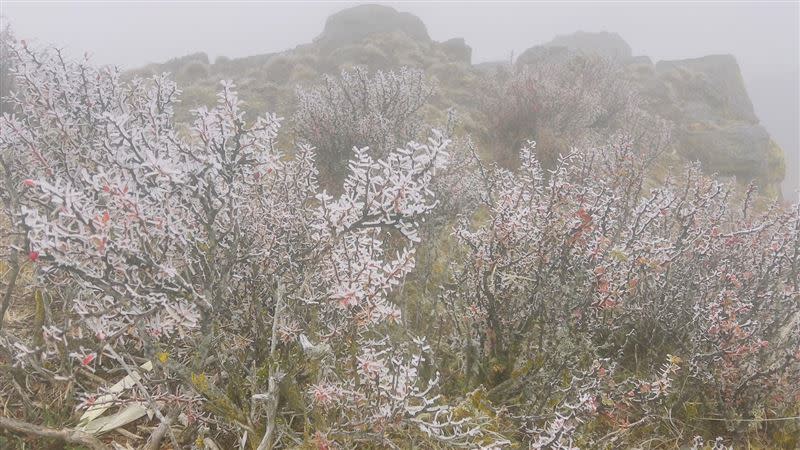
[577,207,592,224]
[28,251,39,262]
[81,353,96,366]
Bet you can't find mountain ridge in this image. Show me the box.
[131,3,786,198]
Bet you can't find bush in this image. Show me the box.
[293,66,435,189]
[443,138,800,446]
[0,39,504,448]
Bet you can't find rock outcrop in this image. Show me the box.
[639,54,784,194]
[315,4,430,49]
[653,55,757,123]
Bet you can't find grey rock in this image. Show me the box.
[655,55,757,123]
[515,45,573,66]
[440,37,472,64]
[682,123,770,176]
[315,4,430,49]
[643,54,784,190]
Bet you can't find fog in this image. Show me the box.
[3,1,798,199]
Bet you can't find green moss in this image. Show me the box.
[190,371,250,427]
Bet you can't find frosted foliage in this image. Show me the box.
[0,40,506,447]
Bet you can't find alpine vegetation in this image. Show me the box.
[0,8,798,450]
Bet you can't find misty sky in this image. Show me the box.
[2,1,798,198]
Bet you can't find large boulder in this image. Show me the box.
[683,122,783,182]
[648,55,784,192]
[315,4,430,49]
[655,55,758,123]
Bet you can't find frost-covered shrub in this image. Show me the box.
[444,137,800,444]
[1,29,797,450]
[294,66,435,187]
[0,39,505,448]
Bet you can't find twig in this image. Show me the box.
[0,415,110,450]
[114,426,143,441]
[0,254,21,331]
[255,282,284,450]
[143,409,175,450]
[690,415,800,423]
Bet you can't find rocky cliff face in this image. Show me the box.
[135,5,785,197]
[650,55,785,194]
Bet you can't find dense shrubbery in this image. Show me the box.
[0,39,504,449]
[444,139,800,446]
[1,35,798,449]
